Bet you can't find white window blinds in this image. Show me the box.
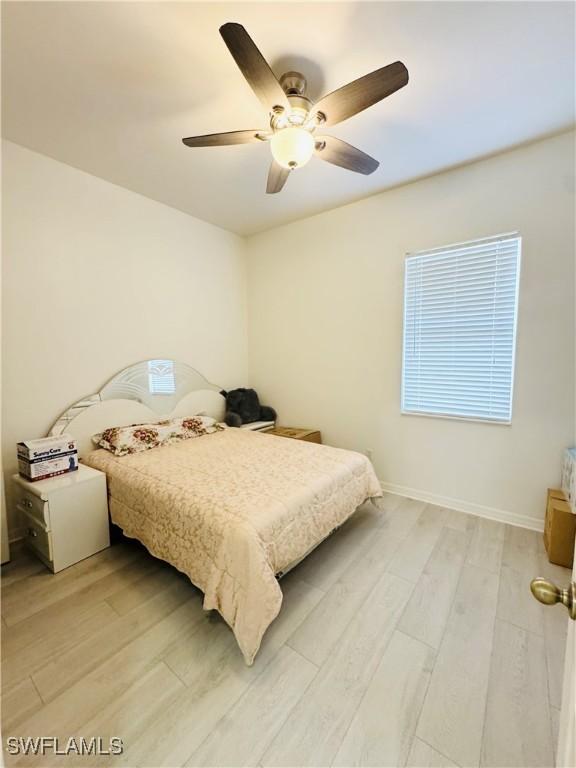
[402,233,521,423]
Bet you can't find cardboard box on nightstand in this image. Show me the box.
[544,488,576,568]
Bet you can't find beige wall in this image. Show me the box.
[2,141,248,538]
[247,131,576,529]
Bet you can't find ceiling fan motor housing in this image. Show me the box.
[271,73,313,130]
[272,71,312,126]
[279,71,307,96]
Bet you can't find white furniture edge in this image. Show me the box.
[12,463,105,499]
[381,480,545,532]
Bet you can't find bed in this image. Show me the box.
[50,360,382,664]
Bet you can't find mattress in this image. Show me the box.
[85,427,382,664]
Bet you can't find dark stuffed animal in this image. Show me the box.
[220,388,277,428]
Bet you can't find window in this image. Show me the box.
[147,359,176,395]
[401,233,521,423]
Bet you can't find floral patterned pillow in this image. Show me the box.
[97,416,224,456]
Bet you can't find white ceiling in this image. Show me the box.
[2,1,574,236]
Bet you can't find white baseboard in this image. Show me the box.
[380,481,544,533]
[9,528,24,544]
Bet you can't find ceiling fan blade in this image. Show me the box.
[313,61,408,127]
[220,23,290,115]
[266,160,290,194]
[182,130,269,147]
[315,136,379,175]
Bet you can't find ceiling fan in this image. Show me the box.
[182,23,409,194]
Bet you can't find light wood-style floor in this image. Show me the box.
[1,494,570,768]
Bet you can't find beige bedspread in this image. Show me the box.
[85,428,382,664]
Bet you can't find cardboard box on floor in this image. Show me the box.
[544,488,576,568]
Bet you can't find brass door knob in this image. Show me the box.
[530,577,576,620]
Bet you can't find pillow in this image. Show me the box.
[96,416,223,456]
[91,414,217,446]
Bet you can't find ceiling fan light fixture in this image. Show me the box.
[270,127,315,170]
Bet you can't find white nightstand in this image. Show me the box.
[12,464,110,573]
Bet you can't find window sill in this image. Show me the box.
[400,409,512,426]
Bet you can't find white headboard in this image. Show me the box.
[49,360,226,458]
